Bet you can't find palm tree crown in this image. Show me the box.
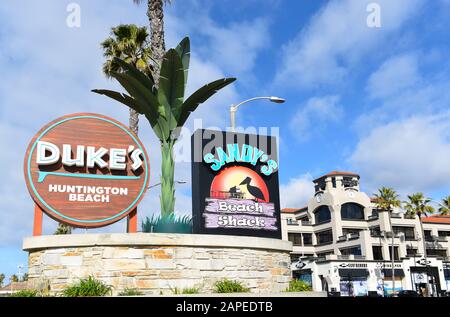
[404,192,435,219]
[373,186,401,211]
[439,196,450,216]
[101,24,153,78]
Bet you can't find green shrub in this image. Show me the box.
[284,279,312,292]
[142,214,192,233]
[118,288,143,296]
[171,286,200,294]
[62,276,112,297]
[10,289,39,297]
[214,279,249,293]
[182,287,200,294]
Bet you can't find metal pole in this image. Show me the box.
[228,96,285,133]
[230,106,236,132]
[388,210,396,296]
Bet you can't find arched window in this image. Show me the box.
[314,205,331,224]
[341,203,365,220]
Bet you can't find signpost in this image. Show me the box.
[24,113,150,232]
[191,129,281,239]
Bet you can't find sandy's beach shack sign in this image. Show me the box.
[24,113,149,234]
[191,129,281,239]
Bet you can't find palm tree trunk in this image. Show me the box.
[147,0,166,85]
[146,0,174,217]
[129,108,139,135]
[160,140,175,216]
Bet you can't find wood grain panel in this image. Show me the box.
[23,113,150,228]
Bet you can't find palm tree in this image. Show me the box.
[101,24,153,135]
[0,273,5,287]
[93,37,236,217]
[438,196,450,216]
[404,192,435,296]
[133,0,171,85]
[373,187,401,296]
[21,273,29,282]
[54,223,72,235]
[10,274,19,283]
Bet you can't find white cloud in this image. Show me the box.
[349,112,450,193]
[0,1,242,247]
[274,0,423,88]
[355,51,450,134]
[280,173,314,208]
[290,95,343,141]
[166,5,270,79]
[367,53,421,99]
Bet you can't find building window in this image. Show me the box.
[314,205,331,224]
[288,233,312,246]
[290,254,300,263]
[288,233,303,246]
[343,228,362,236]
[370,226,381,237]
[343,177,358,188]
[340,245,362,256]
[341,203,365,220]
[372,246,383,260]
[389,246,400,261]
[426,249,447,257]
[393,226,415,240]
[406,247,418,257]
[316,229,333,245]
[303,233,312,245]
[438,231,450,237]
[286,218,297,225]
[317,251,333,258]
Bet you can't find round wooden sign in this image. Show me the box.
[24,113,150,228]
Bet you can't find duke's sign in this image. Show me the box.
[24,113,149,228]
[191,129,281,239]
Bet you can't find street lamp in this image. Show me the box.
[230,96,286,132]
[147,180,187,190]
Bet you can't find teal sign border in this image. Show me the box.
[26,114,149,225]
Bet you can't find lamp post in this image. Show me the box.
[230,96,285,132]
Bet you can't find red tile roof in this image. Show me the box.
[0,281,29,292]
[313,171,360,182]
[422,216,450,224]
[281,207,307,213]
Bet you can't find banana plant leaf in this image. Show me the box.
[177,78,236,127]
[158,49,185,131]
[175,37,190,86]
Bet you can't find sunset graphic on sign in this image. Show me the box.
[210,166,269,202]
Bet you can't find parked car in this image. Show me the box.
[397,290,419,297]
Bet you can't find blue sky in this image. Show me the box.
[0,0,450,280]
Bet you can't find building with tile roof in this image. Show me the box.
[281,171,450,297]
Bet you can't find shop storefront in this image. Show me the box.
[293,269,313,286]
[382,269,404,296]
[410,266,441,297]
[338,268,370,296]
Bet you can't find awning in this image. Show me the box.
[382,269,405,277]
[339,269,369,279]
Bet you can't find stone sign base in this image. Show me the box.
[23,233,292,295]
